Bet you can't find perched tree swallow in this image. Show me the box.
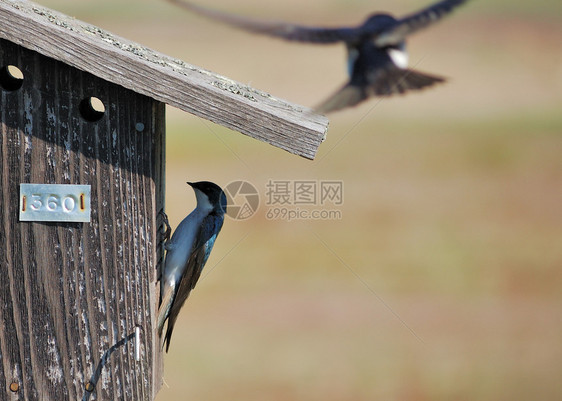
[166,0,470,113]
[157,181,227,352]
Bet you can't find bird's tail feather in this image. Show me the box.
[156,287,174,336]
[157,292,175,352]
[315,68,445,113]
[371,68,445,96]
[163,313,180,352]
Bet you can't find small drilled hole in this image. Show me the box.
[0,65,24,91]
[79,97,106,122]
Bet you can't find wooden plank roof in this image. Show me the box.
[0,0,328,159]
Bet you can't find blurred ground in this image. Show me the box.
[40,1,562,400]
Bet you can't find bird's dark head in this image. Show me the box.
[187,181,227,215]
[362,13,397,32]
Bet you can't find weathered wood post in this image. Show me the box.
[0,0,328,400]
[0,36,166,401]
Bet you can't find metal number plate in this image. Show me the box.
[20,184,91,222]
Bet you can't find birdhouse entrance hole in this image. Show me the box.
[0,64,24,91]
[79,96,106,122]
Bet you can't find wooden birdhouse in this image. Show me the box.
[0,0,328,399]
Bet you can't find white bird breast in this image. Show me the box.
[193,188,214,213]
[387,47,409,69]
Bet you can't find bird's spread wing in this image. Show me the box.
[166,0,358,44]
[375,0,469,46]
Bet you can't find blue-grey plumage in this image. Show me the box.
[166,0,470,112]
[157,181,227,352]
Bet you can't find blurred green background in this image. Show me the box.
[41,1,562,399]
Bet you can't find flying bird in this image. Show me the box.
[166,0,469,113]
[157,181,227,352]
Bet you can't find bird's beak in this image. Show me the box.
[186,182,194,187]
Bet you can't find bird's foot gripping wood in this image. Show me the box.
[159,210,172,245]
[157,210,172,281]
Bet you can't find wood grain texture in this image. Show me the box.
[0,0,329,160]
[1,39,164,400]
